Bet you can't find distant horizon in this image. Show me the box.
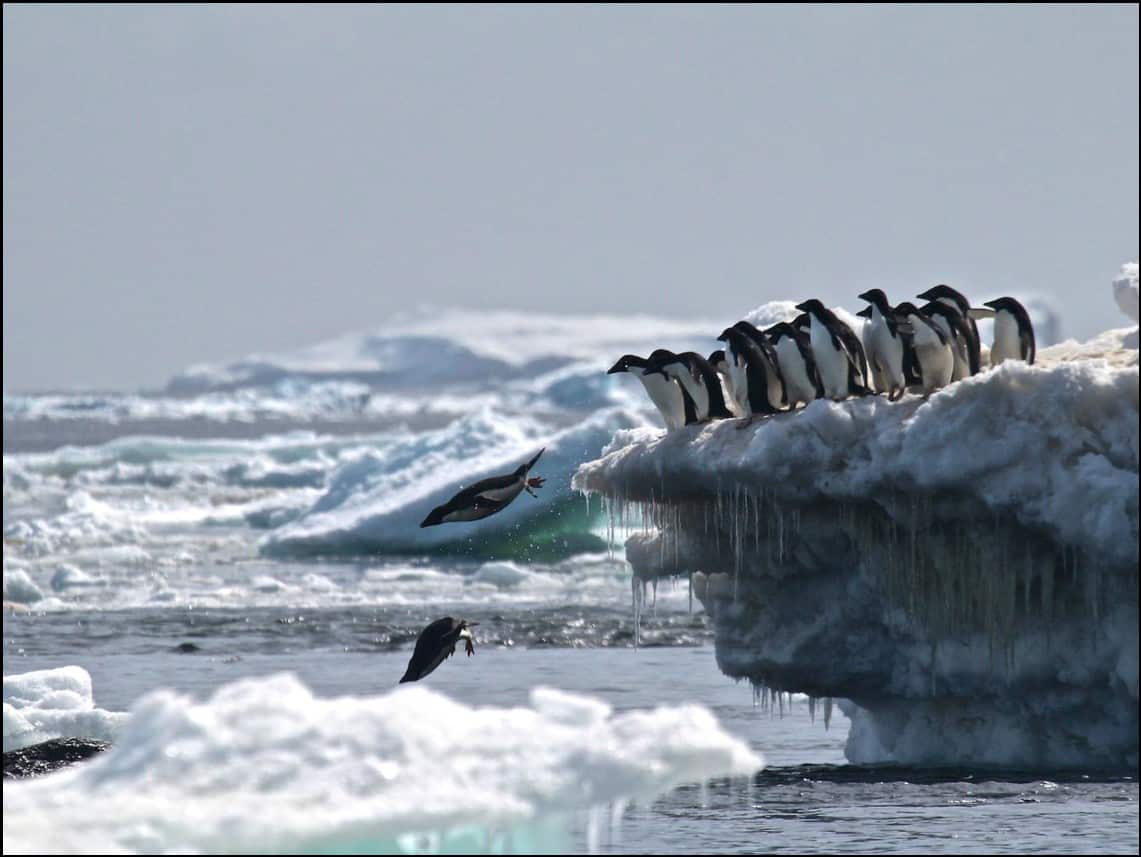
[5,4,1138,391]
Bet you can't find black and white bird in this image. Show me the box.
[795,299,871,400]
[708,350,747,417]
[717,325,784,418]
[916,284,982,375]
[644,351,734,423]
[420,449,546,527]
[764,321,823,407]
[399,617,478,683]
[607,350,688,430]
[981,297,1036,367]
[919,300,975,381]
[893,302,954,396]
[857,289,908,401]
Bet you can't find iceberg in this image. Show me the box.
[3,666,128,753]
[573,273,1139,770]
[2,671,761,855]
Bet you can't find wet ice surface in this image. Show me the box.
[4,646,1135,854]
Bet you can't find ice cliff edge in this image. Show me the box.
[573,273,1138,770]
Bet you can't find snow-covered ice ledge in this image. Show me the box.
[573,320,1139,770]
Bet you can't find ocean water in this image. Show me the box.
[3,307,1137,854]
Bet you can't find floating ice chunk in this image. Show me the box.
[50,565,102,592]
[471,561,532,588]
[3,666,128,752]
[2,673,762,854]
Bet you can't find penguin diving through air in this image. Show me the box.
[856,289,907,401]
[795,299,871,400]
[400,617,478,683]
[978,296,1036,367]
[420,449,546,527]
[607,350,689,430]
[643,351,734,424]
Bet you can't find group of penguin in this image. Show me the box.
[608,285,1037,428]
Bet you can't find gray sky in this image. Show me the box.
[4,4,1138,392]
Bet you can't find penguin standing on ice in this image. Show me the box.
[644,352,734,423]
[732,321,788,413]
[399,617,478,683]
[892,302,954,396]
[916,284,981,375]
[717,326,784,418]
[919,301,975,381]
[708,350,746,417]
[764,321,823,407]
[607,350,689,430]
[980,297,1036,366]
[857,289,908,400]
[795,299,870,400]
[420,449,546,527]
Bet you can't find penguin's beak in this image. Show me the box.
[716,328,733,342]
[857,291,873,303]
[606,360,625,374]
[916,288,934,301]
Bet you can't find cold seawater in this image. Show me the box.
[4,303,1138,854]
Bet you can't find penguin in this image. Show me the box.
[607,351,688,430]
[764,321,824,407]
[708,350,747,417]
[857,289,908,401]
[420,449,546,527]
[732,321,788,412]
[794,299,871,400]
[716,326,784,418]
[892,302,954,396]
[916,284,981,375]
[982,297,1036,366]
[399,617,478,683]
[919,301,974,381]
[644,351,734,423]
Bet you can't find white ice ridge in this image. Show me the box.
[1114,260,1139,323]
[262,406,647,558]
[2,673,762,855]
[3,666,128,752]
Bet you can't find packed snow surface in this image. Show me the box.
[3,666,128,752]
[2,671,762,855]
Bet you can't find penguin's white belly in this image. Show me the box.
[775,338,815,405]
[865,316,905,392]
[716,369,746,417]
[762,353,785,410]
[638,371,684,430]
[672,368,709,420]
[810,322,849,399]
[728,353,751,415]
[928,315,969,381]
[915,341,954,392]
[991,312,1022,366]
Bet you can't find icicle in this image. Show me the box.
[823,697,833,731]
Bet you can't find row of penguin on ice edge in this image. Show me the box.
[608,285,1037,429]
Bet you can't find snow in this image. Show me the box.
[3,666,128,752]
[1114,261,1139,323]
[3,567,43,604]
[2,672,761,855]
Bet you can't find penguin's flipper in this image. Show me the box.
[967,307,996,320]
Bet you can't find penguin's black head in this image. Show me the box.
[791,312,810,331]
[983,296,1027,316]
[855,306,872,319]
[795,299,825,315]
[764,321,790,340]
[646,348,677,364]
[893,301,921,318]
[917,284,970,312]
[607,354,646,374]
[708,349,726,366]
[732,320,761,336]
[643,352,682,377]
[857,289,891,311]
[716,327,738,344]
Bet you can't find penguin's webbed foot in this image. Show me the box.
[465,637,475,657]
[525,476,545,498]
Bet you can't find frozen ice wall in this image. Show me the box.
[573,271,1139,770]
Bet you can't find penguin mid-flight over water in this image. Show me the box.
[399,617,478,683]
[420,449,546,527]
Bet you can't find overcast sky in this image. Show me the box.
[4,4,1138,392]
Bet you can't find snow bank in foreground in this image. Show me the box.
[3,673,761,855]
[3,667,128,752]
[262,406,647,559]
